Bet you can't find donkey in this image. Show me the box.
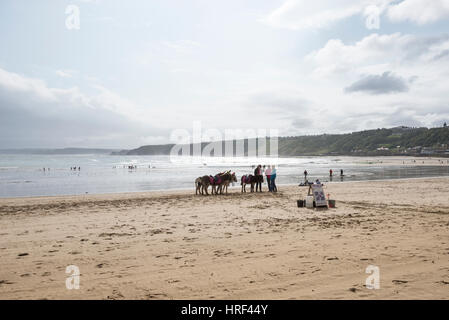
[217,172,237,195]
[241,174,256,193]
[209,172,228,195]
[195,177,203,195]
[199,173,223,195]
[199,175,212,195]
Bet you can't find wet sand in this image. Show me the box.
[0,177,448,299]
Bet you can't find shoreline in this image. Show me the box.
[1,155,448,199]
[1,174,449,202]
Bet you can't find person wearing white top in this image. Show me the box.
[265,165,272,191]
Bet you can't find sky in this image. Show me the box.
[0,0,449,148]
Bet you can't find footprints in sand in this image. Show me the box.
[326,257,339,261]
[146,229,172,236]
[213,249,234,258]
[392,279,409,285]
[107,289,124,300]
[0,280,14,286]
[182,236,198,242]
[2,179,448,300]
[99,232,135,238]
[144,292,169,299]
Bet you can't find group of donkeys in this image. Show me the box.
[195,171,237,195]
[195,171,265,195]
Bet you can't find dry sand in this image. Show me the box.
[0,177,448,300]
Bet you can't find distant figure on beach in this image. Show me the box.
[340,169,344,176]
[329,169,333,177]
[304,170,308,181]
[78,167,81,171]
[254,165,263,192]
[271,165,277,192]
[265,165,272,192]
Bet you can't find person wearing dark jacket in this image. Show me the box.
[254,165,263,192]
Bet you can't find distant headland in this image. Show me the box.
[112,126,449,157]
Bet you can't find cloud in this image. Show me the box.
[433,49,449,60]
[387,0,449,25]
[56,69,77,78]
[249,92,311,113]
[0,67,166,148]
[306,33,449,76]
[262,0,374,30]
[300,30,449,132]
[162,40,201,54]
[344,71,409,94]
[262,0,449,31]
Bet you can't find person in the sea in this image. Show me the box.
[271,165,277,192]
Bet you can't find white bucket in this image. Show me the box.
[306,196,314,208]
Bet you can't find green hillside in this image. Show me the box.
[117,126,449,157]
[279,127,449,156]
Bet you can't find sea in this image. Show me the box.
[0,154,448,198]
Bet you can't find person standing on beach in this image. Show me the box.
[271,165,277,192]
[254,165,263,192]
[304,170,308,181]
[329,169,333,177]
[265,165,272,192]
[340,169,344,176]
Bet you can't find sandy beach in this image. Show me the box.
[0,177,448,300]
